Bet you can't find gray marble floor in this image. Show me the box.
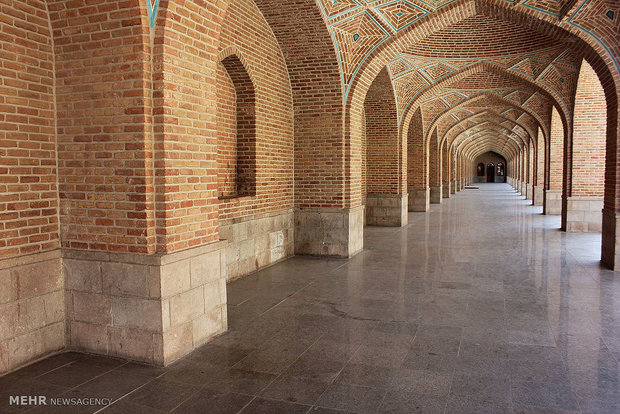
[1,183,618,413]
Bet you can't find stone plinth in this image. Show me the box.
[219,210,294,281]
[294,206,364,257]
[562,197,603,232]
[64,241,228,366]
[442,182,451,198]
[534,186,544,206]
[0,250,65,375]
[430,186,443,204]
[601,209,620,270]
[526,184,534,201]
[366,195,408,227]
[544,190,562,215]
[409,187,430,212]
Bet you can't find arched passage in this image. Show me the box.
[545,106,565,215]
[407,108,429,211]
[363,68,407,226]
[562,59,607,232]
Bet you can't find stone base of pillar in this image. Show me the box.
[294,206,364,257]
[562,196,602,232]
[601,209,620,270]
[219,210,294,281]
[409,187,430,212]
[430,186,443,204]
[534,186,544,206]
[450,181,456,194]
[366,194,408,227]
[64,241,228,366]
[543,189,562,215]
[526,184,534,201]
[0,250,64,375]
[442,182,451,198]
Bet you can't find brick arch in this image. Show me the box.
[429,93,545,150]
[247,0,346,210]
[46,0,155,253]
[443,112,535,157]
[400,62,566,141]
[452,124,524,160]
[452,123,527,156]
[341,1,619,269]
[468,144,514,160]
[466,144,515,161]
[1,0,57,258]
[451,122,530,154]
[461,136,520,160]
[347,1,618,113]
[363,68,406,225]
[364,67,404,196]
[217,46,258,87]
[217,53,257,199]
[152,0,234,252]
[444,110,533,145]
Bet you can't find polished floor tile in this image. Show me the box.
[1,183,619,413]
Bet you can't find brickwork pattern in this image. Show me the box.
[0,0,58,259]
[571,59,606,197]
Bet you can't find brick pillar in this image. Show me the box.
[514,152,521,191]
[450,150,457,194]
[563,60,604,232]
[59,2,229,367]
[544,107,563,215]
[407,108,429,212]
[527,141,534,201]
[534,127,545,206]
[364,69,407,227]
[429,129,443,203]
[442,141,451,198]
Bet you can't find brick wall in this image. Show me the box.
[152,0,226,253]
[364,68,402,196]
[216,0,293,220]
[253,0,345,209]
[429,129,441,187]
[407,108,426,190]
[49,0,154,254]
[548,106,564,191]
[216,64,237,198]
[361,108,367,204]
[536,127,545,187]
[571,60,605,198]
[474,152,507,182]
[0,0,58,259]
[215,0,294,279]
[442,141,450,185]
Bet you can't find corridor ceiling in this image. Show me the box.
[315,0,611,160]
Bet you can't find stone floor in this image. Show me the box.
[1,183,619,413]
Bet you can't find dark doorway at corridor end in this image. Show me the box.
[475,151,507,183]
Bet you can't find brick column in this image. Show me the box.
[442,141,451,198]
[563,60,604,232]
[534,127,545,206]
[407,108,429,212]
[60,2,229,367]
[364,69,407,227]
[429,129,443,203]
[526,141,534,201]
[544,107,563,215]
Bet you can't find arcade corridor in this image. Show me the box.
[1,184,617,413]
